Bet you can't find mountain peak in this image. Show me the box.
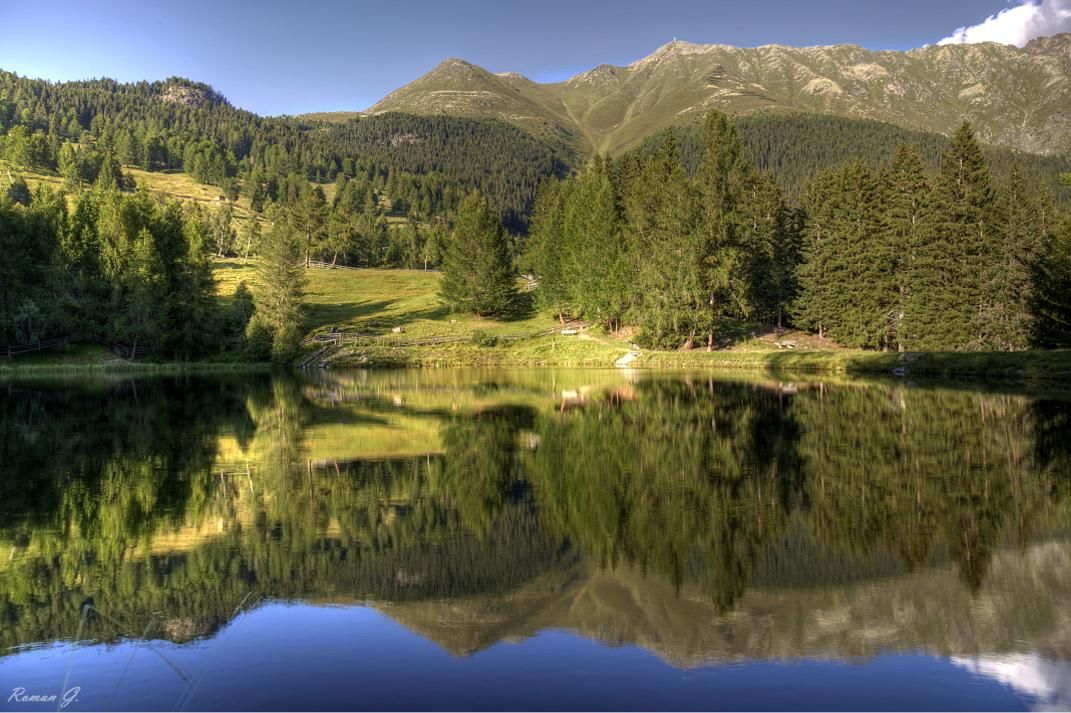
[370,37,1071,156]
[1023,32,1071,55]
[629,39,716,69]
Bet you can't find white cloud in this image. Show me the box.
[938,0,1071,47]
[951,654,1071,712]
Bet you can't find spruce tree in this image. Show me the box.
[906,123,1000,350]
[743,173,796,329]
[1031,213,1071,347]
[880,145,931,351]
[562,158,628,331]
[974,165,1043,350]
[793,162,889,348]
[439,191,516,318]
[253,218,307,361]
[626,136,702,347]
[524,179,570,322]
[290,185,327,268]
[694,110,756,347]
[793,170,838,340]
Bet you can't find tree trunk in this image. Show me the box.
[559,311,565,325]
[331,250,338,267]
[708,293,716,351]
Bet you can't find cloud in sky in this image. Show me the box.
[951,654,1071,711]
[938,0,1071,46]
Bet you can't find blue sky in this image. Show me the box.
[0,0,1066,116]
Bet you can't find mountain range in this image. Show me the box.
[363,34,1071,156]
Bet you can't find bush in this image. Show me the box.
[470,330,499,347]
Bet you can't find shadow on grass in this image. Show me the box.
[499,291,536,323]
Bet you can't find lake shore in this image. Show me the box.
[7,335,1071,382]
[319,336,1071,380]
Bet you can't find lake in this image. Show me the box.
[1,369,1069,711]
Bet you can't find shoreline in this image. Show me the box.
[5,342,1071,382]
[318,339,1071,381]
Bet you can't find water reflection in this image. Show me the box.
[1,370,1070,708]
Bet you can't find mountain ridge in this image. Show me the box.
[366,34,1071,156]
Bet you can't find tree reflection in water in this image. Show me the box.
[1,371,1069,663]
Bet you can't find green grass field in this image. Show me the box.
[212,260,1071,378]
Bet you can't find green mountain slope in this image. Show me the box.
[369,34,1071,156]
[643,113,1071,203]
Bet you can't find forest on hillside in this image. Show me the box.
[650,113,1071,205]
[0,72,562,223]
[519,112,1071,352]
[3,67,1071,358]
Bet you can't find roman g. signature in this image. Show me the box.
[7,687,81,709]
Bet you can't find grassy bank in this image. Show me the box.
[0,343,269,377]
[8,261,1070,381]
[328,336,1071,380]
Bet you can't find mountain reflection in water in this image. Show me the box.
[1,369,1069,711]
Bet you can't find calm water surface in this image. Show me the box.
[1,369,1069,711]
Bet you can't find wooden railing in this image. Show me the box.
[306,260,362,271]
[3,336,70,359]
[300,322,583,351]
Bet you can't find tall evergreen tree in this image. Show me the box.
[290,185,328,268]
[524,179,571,322]
[626,136,702,347]
[905,123,1000,351]
[793,162,890,348]
[880,145,931,351]
[562,158,628,331]
[1031,212,1071,347]
[439,191,516,317]
[743,173,796,329]
[694,110,756,348]
[974,165,1044,350]
[253,217,307,361]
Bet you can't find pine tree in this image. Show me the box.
[562,158,627,331]
[743,173,796,329]
[290,185,327,267]
[420,220,445,271]
[626,135,701,347]
[974,165,1043,350]
[1031,210,1071,347]
[793,162,889,348]
[439,191,516,317]
[240,217,262,263]
[694,110,756,348]
[524,179,570,322]
[58,142,80,188]
[6,176,31,206]
[880,145,931,351]
[906,123,1000,351]
[253,218,307,361]
[793,170,838,340]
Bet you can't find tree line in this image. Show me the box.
[518,110,1071,351]
[0,183,245,355]
[651,112,1071,206]
[0,71,563,222]
[3,373,1068,646]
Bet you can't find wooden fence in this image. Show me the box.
[307,260,362,271]
[2,335,162,361]
[300,323,582,351]
[3,336,70,359]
